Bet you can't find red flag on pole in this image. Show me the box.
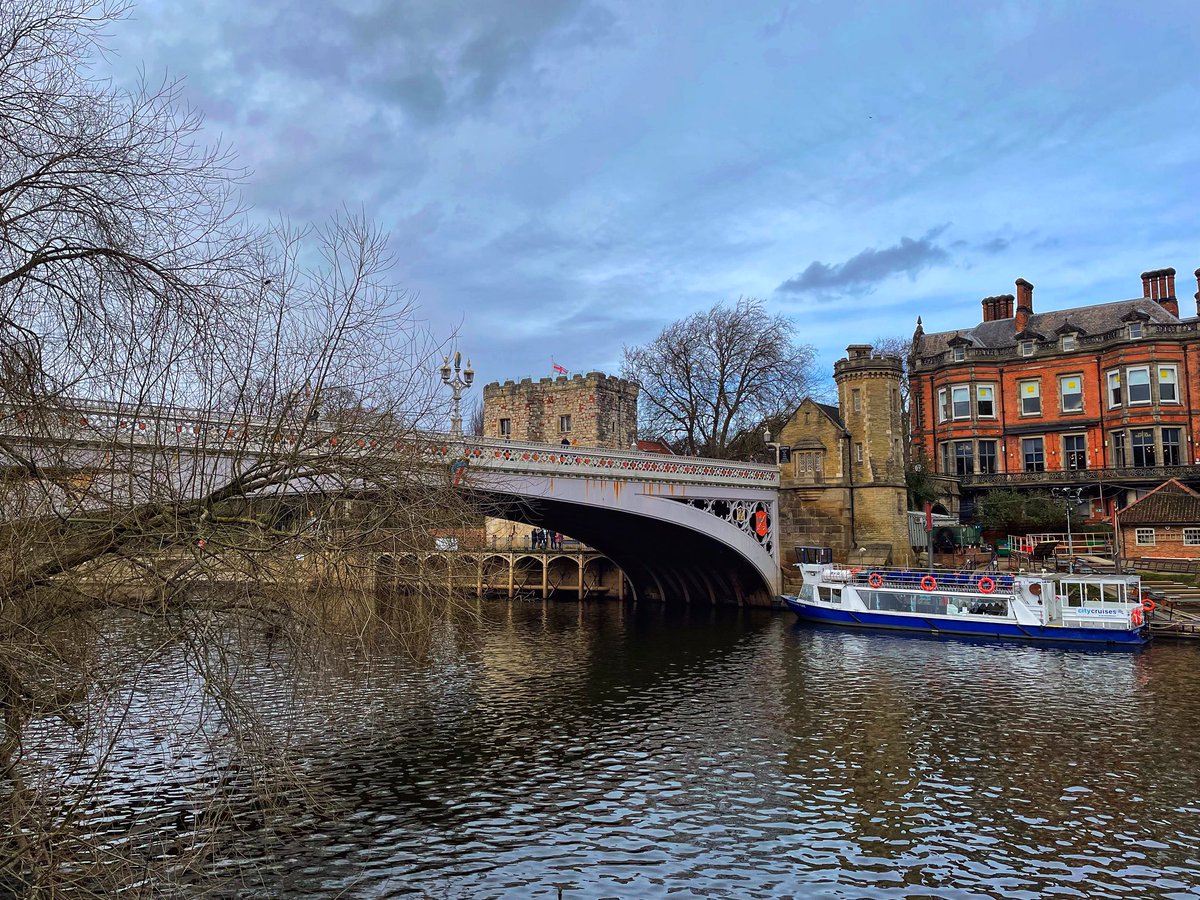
[552,360,569,375]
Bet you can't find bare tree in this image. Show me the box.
[468,398,485,436]
[621,297,819,459]
[0,4,479,893]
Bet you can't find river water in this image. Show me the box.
[44,601,1200,897]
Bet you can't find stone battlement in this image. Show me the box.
[485,371,622,389]
[482,370,638,450]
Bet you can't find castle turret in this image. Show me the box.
[834,344,905,483]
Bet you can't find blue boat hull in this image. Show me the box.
[784,597,1149,646]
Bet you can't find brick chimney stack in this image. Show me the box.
[1195,267,1200,317]
[1142,268,1179,317]
[1014,279,1033,333]
[980,294,1014,322]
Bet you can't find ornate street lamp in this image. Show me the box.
[440,350,474,438]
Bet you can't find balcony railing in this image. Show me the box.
[959,464,1198,487]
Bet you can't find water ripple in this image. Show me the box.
[33,602,1200,898]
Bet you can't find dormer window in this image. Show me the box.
[1061,334,1077,351]
[1128,322,1143,339]
[1019,340,1034,357]
[952,346,966,362]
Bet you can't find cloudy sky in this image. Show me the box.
[106,0,1200,388]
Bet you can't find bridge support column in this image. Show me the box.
[541,556,548,599]
[507,554,514,600]
[577,556,584,601]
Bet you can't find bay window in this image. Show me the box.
[1127,367,1151,404]
[1162,427,1182,466]
[976,385,995,418]
[1107,370,1121,407]
[1131,428,1155,466]
[951,385,970,419]
[1111,430,1126,467]
[1158,365,1179,403]
[954,441,974,475]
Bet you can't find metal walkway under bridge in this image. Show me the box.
[0,401,782,605]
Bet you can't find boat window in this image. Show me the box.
[1062,582,1083,607]
[963,597,1009,617]
[1100,583,1123,604]
[866,590,910,612]
[799,584,814,601]
[860,590,1008,617]
[817,586,842,604]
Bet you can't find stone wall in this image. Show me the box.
[482,372,639,449]
[482,371,639,549]
[774,345,914,576]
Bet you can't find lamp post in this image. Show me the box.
[1052,486,1085,573]
[763,428,780,465]
[440,351,474,438]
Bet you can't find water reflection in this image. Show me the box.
[39,602,1200,897]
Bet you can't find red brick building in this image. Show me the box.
[1116,479,1200,561]
[910,267,1200,518]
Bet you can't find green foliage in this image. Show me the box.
[905,450,938,508]
[974,489,1086,533]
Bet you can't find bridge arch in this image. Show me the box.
[470,485,777,605]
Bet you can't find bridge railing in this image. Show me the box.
[0,399,780,488]
[455,436,780,488]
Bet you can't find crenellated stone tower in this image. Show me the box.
[482,372,638,449]
[775,344,911,584]
[833,344,909,556]
[480,371,639,547]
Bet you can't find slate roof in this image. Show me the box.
[815,402,846,432]
[1118,479,1200,524]
[916,298,1180,357]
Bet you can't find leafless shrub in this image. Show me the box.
[0,2,482,893]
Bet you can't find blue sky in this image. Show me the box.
[106,0,1200,389]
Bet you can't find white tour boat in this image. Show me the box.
[784,551,1150,646]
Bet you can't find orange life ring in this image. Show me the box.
[1142,598,1156,612]
[978,576,996,594]
[1131,607,1143,627]
[868,572,884,588]
[921,575,937,592]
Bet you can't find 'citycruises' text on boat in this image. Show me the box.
[785,549,1150,646]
